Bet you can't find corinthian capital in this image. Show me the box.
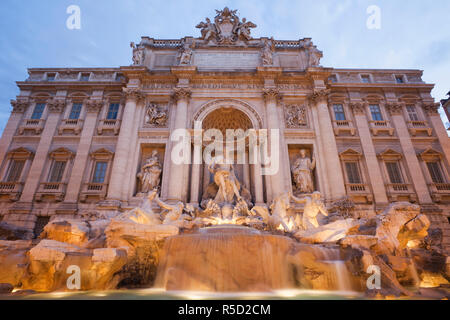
[123,87,145,102]
[47,98,66,113]
[85,99,104,113]
[385,103,404,116]
[349,101,366,115]
[308,88,330,104]
[262,88,281,102]
[422,103,440,116]
[172,87,192,102]
[10,99,30,113]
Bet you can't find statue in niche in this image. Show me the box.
[137,150,162,193]
[291,149,316,194]
[178,40,194,65]
[261,38,275,66]
[286,105,307,128]
[145,103,167,127]
[130,42,145,65]
[196,17,218,42]
[292,191,328,230]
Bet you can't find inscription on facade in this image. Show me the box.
[194,52,260,69]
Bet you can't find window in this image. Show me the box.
[386,162,404,184]
[333,104,346,121]
[47,73,56,81]
[80,73,90,81]
[329,75,338,83]
[48,161,67,182]
[370,105,383,121]
[106,103,120,120]
[427,162,445,183]
[31,103,45,120]
[361,75,371,83]
[406,106,419,121]
[395,75,404,84]
[345,162,362,184]
[68,103,82,120]
[92,161,108,183]
[5,160,25,182]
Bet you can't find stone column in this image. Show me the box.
[63,99,103,203]
[19,98,65,203]
[106,88,143,204]
[0,99,28,167]
[252,160,264,205]
[386,103,432,204]
[166,88,191,202]
[311,89,346,200]
[351,102,389,205]
[262,88,286,199]
[424,103,450,163]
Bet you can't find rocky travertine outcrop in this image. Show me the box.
[0,201,447,298]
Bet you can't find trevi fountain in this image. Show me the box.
[0,152,448,299]
[0,7,449,301]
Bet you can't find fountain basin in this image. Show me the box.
[154,226,295,292]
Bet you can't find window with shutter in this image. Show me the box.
[106,103,120,120]
[386,162,404,184]
[5,160,25,182]
[69,103,82,119]
[427,162,445,183]
[345,162,362,184]
[49,161,67,182]
[406,106,419,121]
[31,103,45,120]
[92,161,108,183]
[370,105,383,121]
[333,104,346,121]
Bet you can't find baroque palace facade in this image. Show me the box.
[0,8,449,251]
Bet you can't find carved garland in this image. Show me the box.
[84,99,104,113]
[308,89,330,104]
[422,103,440,116]
[385,103,404,116]
[349,102,366,115]
[172,87,192,102]
[46,98,66,113]
[10,99,30,113]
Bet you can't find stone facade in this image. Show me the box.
[0,8,449,253]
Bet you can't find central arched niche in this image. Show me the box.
[202,107,253,136]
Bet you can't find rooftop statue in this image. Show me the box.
[196,7,257,44]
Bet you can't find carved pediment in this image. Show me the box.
[339,148,362,160]
[90,148,114,159]
[419,148,443,161]
[378,148,403,160]
[6,147,34,159]
[49,147,75,160]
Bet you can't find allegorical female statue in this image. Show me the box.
[291,149,316,194]
[137,150,162,193]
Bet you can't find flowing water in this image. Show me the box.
[154,225,356,293]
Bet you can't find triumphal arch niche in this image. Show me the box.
[130,7,329,210]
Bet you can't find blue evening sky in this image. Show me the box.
[0,0,449,133]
